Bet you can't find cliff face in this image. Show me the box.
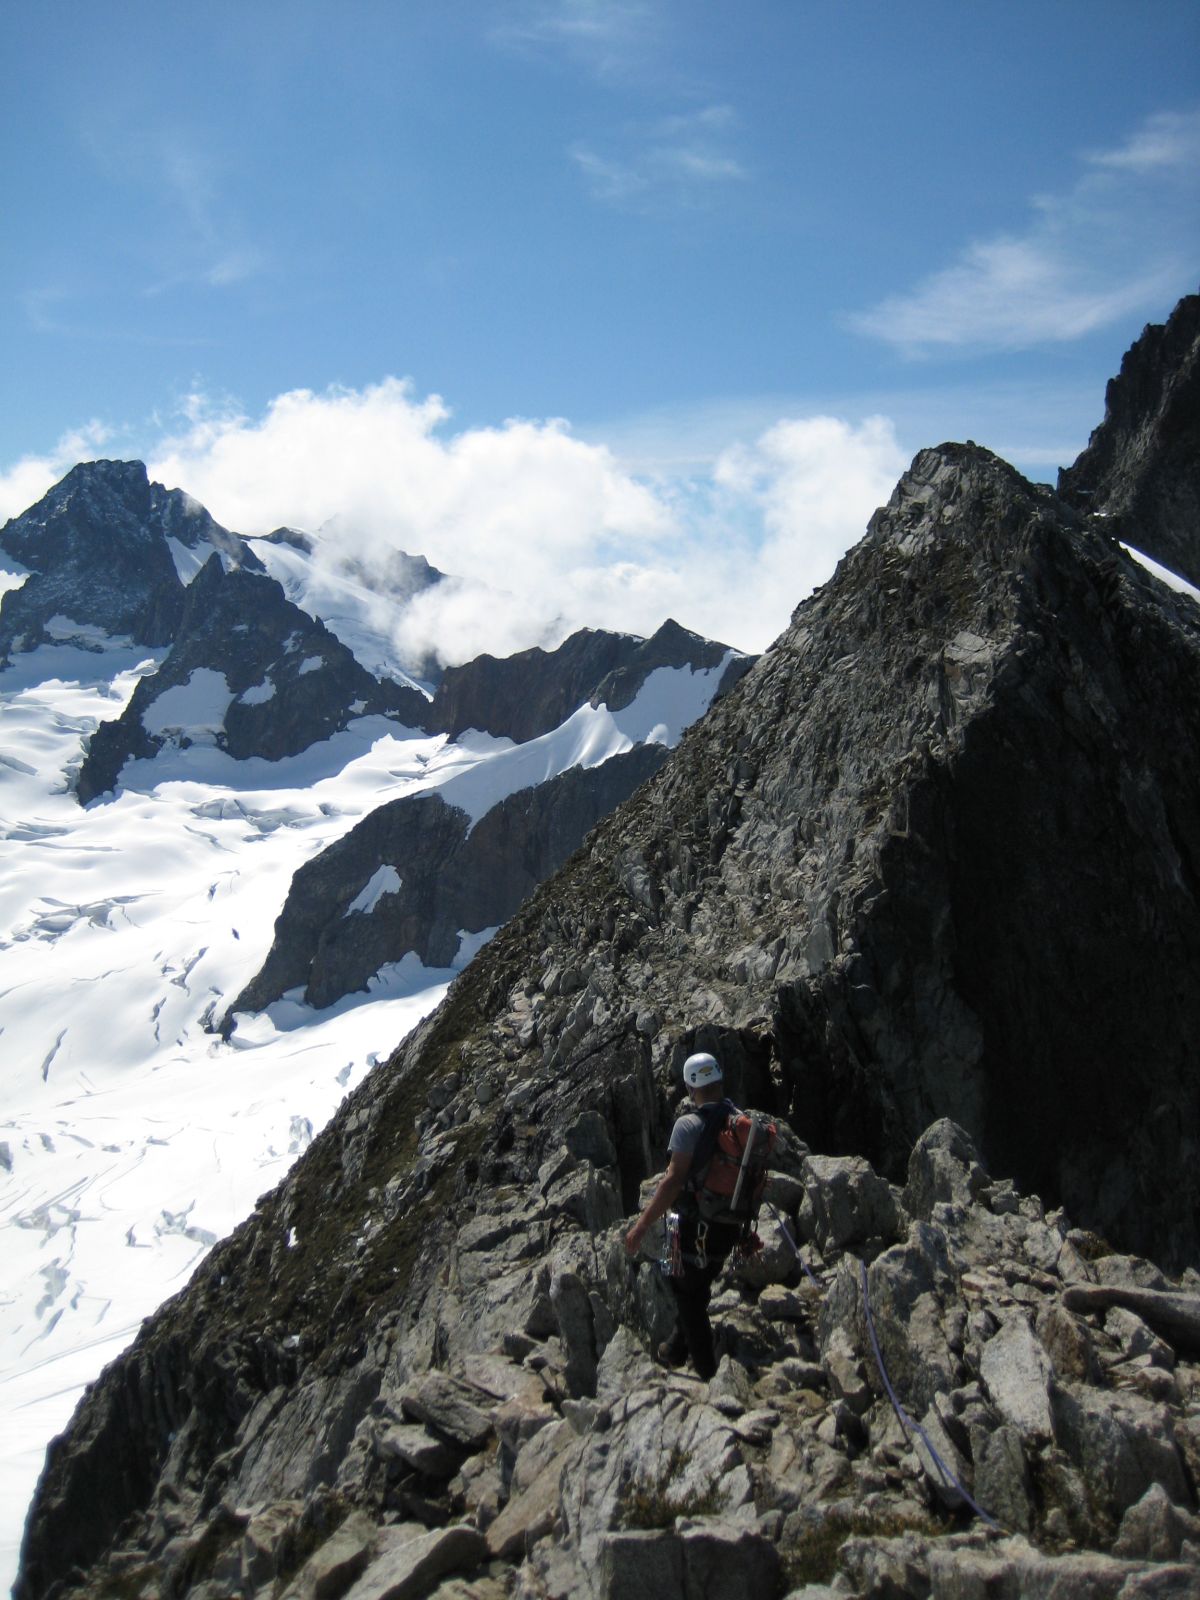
[230,742,670,1014]
[1059,292,1200,586]
[15,318,1200,1600]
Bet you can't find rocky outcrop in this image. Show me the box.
[15,1107,1200,1600]
[1059,292,1200,586]
[0,459,256,660]
[230,742,670,1015]
[428,619,748,743]
[76,558,428,801]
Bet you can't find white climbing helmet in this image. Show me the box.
[683,1051,722,1088]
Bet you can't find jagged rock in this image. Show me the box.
[557,1385,752,1584]
[1035,1301,1095,1382]
[484,1438,575,1559]
[1051,1381,1190,1522]
[1094,1255,1172,1292]
[399,1376,494,1454]
[595,1531,682,1600]
[920,1532,1200,1598]
[971,1423,1033,1535]
[1059,292,1200,587]
[282,1510,378,1600]
[232,743,669,1012]
[376,1425,463,1478]
[550,1271,601,1398]
[820,1222,960,1418]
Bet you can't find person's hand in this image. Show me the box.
[624,1220,645,1257]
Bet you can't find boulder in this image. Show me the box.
[799,1154,903,1251]
[342,1526,488,1600]
[903,1119,989,1221]
[1113,1481,1200,1562]
[978,1316,1054,1441]
[399,1376,494,1454]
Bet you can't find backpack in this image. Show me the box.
[687,1098,777,1228]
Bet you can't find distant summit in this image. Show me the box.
[0,459,256,658]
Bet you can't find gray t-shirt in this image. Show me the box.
[668,1102,740,1165]
[668,1109,705,1160]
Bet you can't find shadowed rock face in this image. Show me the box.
[14,308,1200,1600]
[0,460,251,658]
[428,618,748,744]
[76,557,429,801]
[229,742,669,1016]
[1059,292,1200,587]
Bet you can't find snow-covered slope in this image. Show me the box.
[247,529,442,692]
[0,593,737,1589]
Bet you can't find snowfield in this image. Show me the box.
[0,627,731,1590]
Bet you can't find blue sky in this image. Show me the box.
[2,1,1197,653]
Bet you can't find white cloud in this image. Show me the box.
[139,380,902,661]
[851,108,1200,354]
[1084,109,1200,173]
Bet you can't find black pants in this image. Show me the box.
[665,1255,726,1379]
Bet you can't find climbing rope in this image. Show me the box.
[765,1202,823,1287]
[765,1202,1001,1531]
[858,1259,1000,1530]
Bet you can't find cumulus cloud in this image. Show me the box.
[851,108,1200,354]
[140,379,902,662]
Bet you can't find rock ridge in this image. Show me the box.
[76,557,428,801]
[15,307,1200,1600]
[1059,291,1200,587]
[428,619,748,745]
[230,741,671,1016]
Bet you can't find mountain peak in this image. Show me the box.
[1058,291,1200,587]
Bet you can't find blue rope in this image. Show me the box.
[858,1258,1001,1530]
[764,1202,1001,1530]
[765,1202,823,1287]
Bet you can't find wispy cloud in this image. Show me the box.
[572,103,748,208]
[493,0,659,82]
[143,137,267,293]
[77,119,267,297]
[850,108,1200,355]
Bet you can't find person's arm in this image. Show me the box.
[624,1150,692,1256]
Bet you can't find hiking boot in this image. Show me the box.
[655,1336,687,1369]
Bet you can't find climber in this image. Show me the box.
[623,1050,746,1381]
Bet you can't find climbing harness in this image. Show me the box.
[765,1203,1001,1531]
